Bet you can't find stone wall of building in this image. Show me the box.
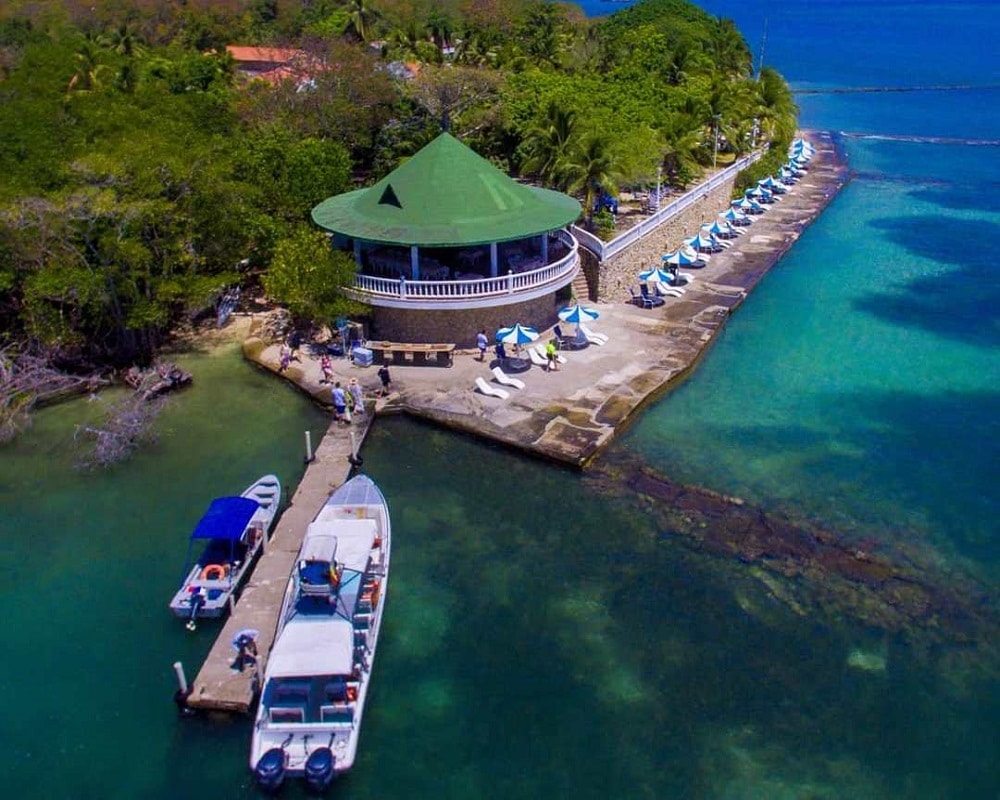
[595,178,737,302]
[370,292,565,347]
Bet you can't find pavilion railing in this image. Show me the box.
[350,230,579,302]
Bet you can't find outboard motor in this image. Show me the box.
[254,748,287,793]
[304,747,336,793]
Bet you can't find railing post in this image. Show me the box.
[399,276,406,299]
[507,270,514,294]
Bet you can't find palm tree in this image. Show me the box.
[756,67,799,147]
[520,100,578,188]
[561,134,621,226]
[98,23,147,94]
[67,38,106,93]
[346,0,378,43]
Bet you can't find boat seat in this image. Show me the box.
[269,707,305,724]
[320,705,354,724]
[324,679,348,702]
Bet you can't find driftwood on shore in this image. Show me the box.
[0,346,107,443]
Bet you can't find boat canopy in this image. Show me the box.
[190,496,260,541]
[266,619,355,677]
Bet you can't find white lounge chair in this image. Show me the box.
[527,347,548,367]
[531,344,566,365]
[491,366,525,390]
[475,376,509,399]
[579,324,608,345]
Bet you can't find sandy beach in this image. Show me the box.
[244,132,850,467]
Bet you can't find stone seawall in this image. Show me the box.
[597,178,738,301]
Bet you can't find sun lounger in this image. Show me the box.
[531,345,565,365]
[491,366,525,390]
[579,324,608,345]
[654,282,684,298]
[475,376,509,399]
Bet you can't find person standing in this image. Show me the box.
[331,381,348,423]
[319,354,334,384]
[348,378,364,415]
[545,339,559,371]
[278,344,291,373]
[377,364,392,397]
[476,329,488,361]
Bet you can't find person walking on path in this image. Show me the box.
[319,354,334,384]
[377,364,392,397]
[348,378,365,415]
[279,344,292,373]
[476,329,488,361]
[331,381,349,423]
[545,339,559,371]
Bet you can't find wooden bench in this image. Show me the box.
[368,342,455,367]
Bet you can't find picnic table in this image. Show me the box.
[368,341,455,367]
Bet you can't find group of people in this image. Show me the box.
[275,328,394,425]
[479,327,560,371]
[330,379,365,424]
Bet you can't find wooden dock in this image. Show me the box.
[184,414,373,714]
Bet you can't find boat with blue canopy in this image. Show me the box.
[169,474,281,629]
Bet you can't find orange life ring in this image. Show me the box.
[346,686,358,702]
[200,563,227,581]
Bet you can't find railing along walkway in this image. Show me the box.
[573,151,764,262]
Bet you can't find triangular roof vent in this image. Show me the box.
[378,184,402,208]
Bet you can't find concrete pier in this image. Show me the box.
[185,411,373,714]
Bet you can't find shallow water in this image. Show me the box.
[2,1,998,797]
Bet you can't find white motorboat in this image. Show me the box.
[250,474,391,793]
[168,474,281,629]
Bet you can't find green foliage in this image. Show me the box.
[262,227,364,325]
[0,0,797,369]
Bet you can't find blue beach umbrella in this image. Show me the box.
[662,247,706,266]
[722,208,752,225]
[558,303,600,324]
[702,220,740,238]
[759,176,788,193]
[640,266,674,283]
[683,233,722,253]
[495,323,539,347]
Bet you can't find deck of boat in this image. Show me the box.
[185,414,373,714]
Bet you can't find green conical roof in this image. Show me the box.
[311,132,581,247]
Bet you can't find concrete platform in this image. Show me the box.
[185,412,373,714]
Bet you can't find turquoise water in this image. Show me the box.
[2,1,998,797]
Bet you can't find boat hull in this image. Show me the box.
[168,474,281,621]
[249,474,391,787]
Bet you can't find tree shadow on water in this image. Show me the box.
[857,215,1000,349]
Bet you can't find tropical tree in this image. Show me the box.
[519,100,579,188]
[67,37,106,93]
[262,227,364,325]
[755,67,798,148]
[98,23,147,93]
[561,134,621,225]
[345,0,379,43]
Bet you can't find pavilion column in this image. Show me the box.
[489,242,498,277]
[410,245,420,280]
[541,233,549,262]
[353,239,362,267]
